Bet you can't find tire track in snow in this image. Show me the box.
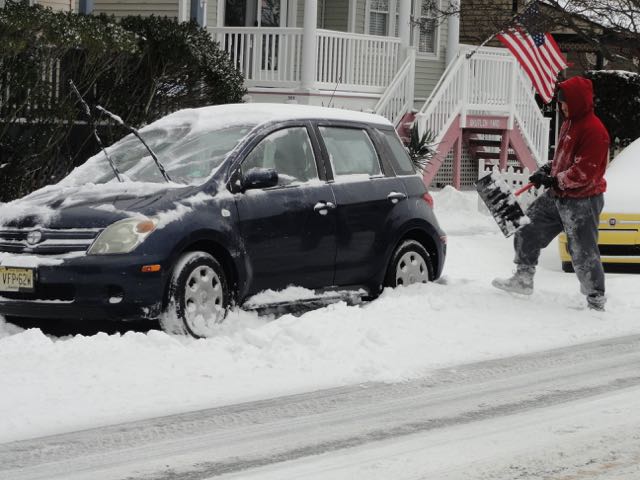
[1,334,640,479]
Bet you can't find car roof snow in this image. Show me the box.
[150,103,393,133]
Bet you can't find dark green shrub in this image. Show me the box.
[0,1,246,201]
[585,70,640,149]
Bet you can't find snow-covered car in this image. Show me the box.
[559,137,640,271]
[0,104,446,337]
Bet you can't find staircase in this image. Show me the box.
[415,46,551,189]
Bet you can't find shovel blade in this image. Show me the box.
[476,172,529,237]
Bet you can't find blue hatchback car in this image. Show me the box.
[0,104,446,337]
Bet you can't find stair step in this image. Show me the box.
[468,139,503,148]
[475,152,519,160]
[464,127,505,134]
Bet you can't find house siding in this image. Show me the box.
[207,1,217,27]
[296,0,303,27]
[413,15,448,101]
[355,0,365,33]
[93,0,179,18]
[459,0,512,46]
[37,0,75,11]
[320,0,348,31]
[296,0,363,31]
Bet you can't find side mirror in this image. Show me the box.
[242,167,278,190]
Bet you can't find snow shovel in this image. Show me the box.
[475,172,535,238]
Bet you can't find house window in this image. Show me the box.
[79,0,94,14]
[367,0,400,37]
[369,0,390,36]
[415,0,438,55]
[191,0,206,26]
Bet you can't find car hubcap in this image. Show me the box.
[184,265,224,335]
[395,251,429,286]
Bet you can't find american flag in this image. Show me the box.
[496,2,568,103]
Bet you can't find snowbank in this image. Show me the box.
[604,137,640,214]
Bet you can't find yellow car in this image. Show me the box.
[559,138,640,272]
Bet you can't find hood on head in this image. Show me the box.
[557,76,594,119]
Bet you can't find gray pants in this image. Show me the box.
[514,191,605,299]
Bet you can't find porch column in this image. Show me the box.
[398,0,411,57]
[348,0,357,32]
[301,0,318,90]
[178,0,189,22]
[446,0,460,65]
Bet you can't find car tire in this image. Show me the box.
[160,251,230,338]
[384,239,433,288]
[561,261,574,273]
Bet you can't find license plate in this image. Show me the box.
[0,266,35,293]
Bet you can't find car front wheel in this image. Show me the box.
[160,251,230,337]
[384,239,433,288]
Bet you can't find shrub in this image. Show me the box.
[585,70,640,149]
[0,1,246,201]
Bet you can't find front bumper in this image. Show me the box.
[0,253,168,321]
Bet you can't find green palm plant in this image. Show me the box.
[407,123,437,174]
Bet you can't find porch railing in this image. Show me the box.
[374,49,416,126]
[210,27,304,88]
[315,29,401,92]
[417,45,550,165]
[209,27,402,93]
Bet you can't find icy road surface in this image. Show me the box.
[1,334,639,480]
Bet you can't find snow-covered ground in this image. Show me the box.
[1,187,639,444]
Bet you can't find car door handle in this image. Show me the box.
[314,201,336,215]
[387,192,407,204]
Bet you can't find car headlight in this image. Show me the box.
[88,218,157,255]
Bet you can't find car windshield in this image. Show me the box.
[66,124,255,186]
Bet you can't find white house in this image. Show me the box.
[15,0,551,188]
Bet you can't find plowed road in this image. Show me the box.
[2,335,640,480]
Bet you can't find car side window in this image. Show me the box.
[380,129,416,176]
[241,127,319,186]
[319,126,382,177]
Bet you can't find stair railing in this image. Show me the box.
[415,50,467,142]
[374,49,416,126]
[416,45,551,166]
[513,69,551,165]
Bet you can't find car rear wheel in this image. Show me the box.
[160,251,230,338]
[384,239,433,288]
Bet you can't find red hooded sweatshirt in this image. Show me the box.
[551,76,609,198]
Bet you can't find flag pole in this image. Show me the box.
[465,33,498,59]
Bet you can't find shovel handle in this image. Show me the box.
[514,182,535,197]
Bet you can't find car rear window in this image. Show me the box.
[380,129,416,176]
[319,127,382,177]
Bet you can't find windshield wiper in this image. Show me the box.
[69,81,123,183]
[96,106,172,183]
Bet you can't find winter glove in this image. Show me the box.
[529,171,557,189]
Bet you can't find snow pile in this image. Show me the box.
[604,137,640,214]
[433,185,501,235]
[1,190,639,443]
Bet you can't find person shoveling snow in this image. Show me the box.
[492,76,609,311]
